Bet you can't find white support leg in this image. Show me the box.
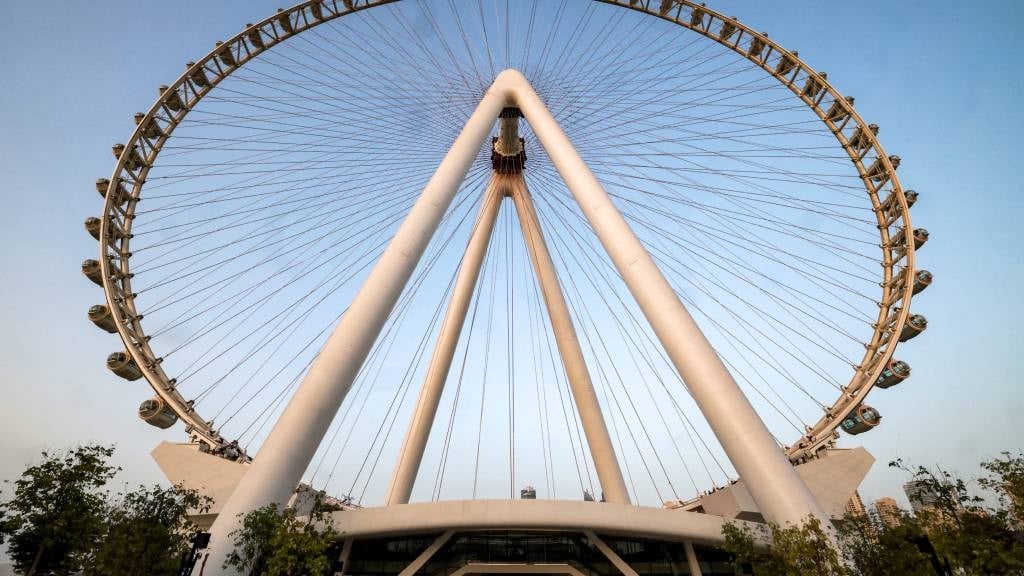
[505,69,829,527]
[386,179,505,506]
[683,541,703,576]
[198,78,510,575]
[584,531,640,576]
[509,176,630,505]
[398,530,456,576]
[336,538,353,576]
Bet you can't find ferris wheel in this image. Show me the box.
[84,0,929,516]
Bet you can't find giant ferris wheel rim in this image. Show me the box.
[93,0,919,464]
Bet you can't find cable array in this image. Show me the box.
[91,0,921,506]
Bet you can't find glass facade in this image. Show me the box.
[341,530,748,576]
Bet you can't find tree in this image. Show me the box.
[721,521,760,576]
[82,483,211,576]
[891,459,982,532]
[0,444,119,576]
[0,489,8,546]
[224,495,339,576]
[892,458,1024,575]
[721,516,845,576]
[835,511,935,576]
[980,451,1024,527]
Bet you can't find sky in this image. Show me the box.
[0,0,1022,516]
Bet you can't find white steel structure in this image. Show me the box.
[203,71,828,568]
[83,1,931,574]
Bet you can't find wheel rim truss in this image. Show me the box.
[94,0,918,462]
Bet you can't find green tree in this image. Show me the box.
[980,451,1024,526]
[835,511,934,576]
[892,459,981,531]
[721,521,760,576]
[82,483,211,576]
[0,489,8,546]
[224,495,338,576]
[892,458,1024,575]
[721,516,845,576]
[0,445,119,576]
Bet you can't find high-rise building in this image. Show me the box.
[903,479,941,515]
[845,490,867,517]
[873,497,904,528]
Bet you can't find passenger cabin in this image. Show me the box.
[891,227,929,251]
[112,143,145,171]
[107,351,143,381]
[84,217,103,240]
[866,155,900,182]
[159,85,184,111]
[139,397,178,429]
[85,216,123,241]
[875,359,911,389]
[801,72,825,99]
[215,41,236,67]
[912,270,933,295]
[748,36,765,59]
[899,314,928,342]
[186,61,210,87]
[848,123,878,155]
[246,26,265,49]
[82,259,103,286]
[719,20,737,41]
[776,51,797,75]
[95,178,127,205]
[276,9,294,33]
[908,228,929,249]
[841,405,881,435]
[88,304,118,333]
[825,96,854,122]
[134,113,163,139]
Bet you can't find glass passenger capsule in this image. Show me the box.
[899,314,928,342]
[107,351,143,381]
[841,405,881,435]
[82,259,103,286]
[875,359,911,389]
[139,397,178,429]
[88,304,118,333]
[912,270,932,295]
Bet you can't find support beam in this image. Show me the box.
[335,538,353,576]
[450,564,587,576]
[505,69,830,528]
[683,541,703,576]
[198,76,511,575]
[509,177,630,504]
[398,530,455,576]
[386,180,505,505]
[584,531,639,576]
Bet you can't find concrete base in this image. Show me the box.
[696,447,875,522]
[154,442,872,533]
[328,499,764,545]
[152,441,359,530]
[152,441,248,530]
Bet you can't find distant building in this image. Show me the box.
[845,490,867,517]
[873,496,904,528]
[903,479,941,515]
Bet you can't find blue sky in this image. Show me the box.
[0,0,1021,513]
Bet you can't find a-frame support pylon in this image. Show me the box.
[385,167,632,506]
[200,69,830,576]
